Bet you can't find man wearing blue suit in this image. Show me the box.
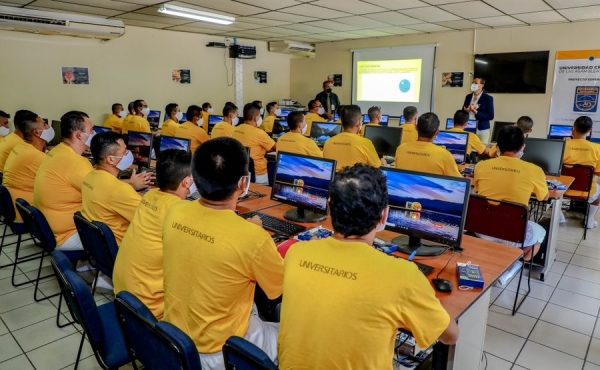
[463,77,494,143]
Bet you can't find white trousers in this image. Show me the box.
[56,232,84,251]
[255,173,269,186]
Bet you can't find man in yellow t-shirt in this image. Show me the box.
[0,111,10,140]
[232,102,276,185]
[114,150,193,319]
[3,118,53,221]
[449,109,489,156]
[276,111,322,157]
[102,103,125,134]
[360,106,382,136]
[210,103,237,139]
[563,116,600,228]
[261,102,280,134]
[163,137,283,368]
[395,112,462,177]
[176,105,209,154]
[122,99,151,134]
[400,105,419,145]
[489,116,534,158]
[0,110,34,173]
[161,103,181,138]
[304,99,327,137]
[121,102,135,133]
[278,164,458,369]
[323,105,385,171]
[82,132,143,246]
[474,125,549,260]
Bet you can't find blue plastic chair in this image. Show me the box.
[114,292,201,370]
[223,336,278,370]
[50,251,79,328]
[56,265,130,370]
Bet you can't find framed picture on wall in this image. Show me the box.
[61,67,89,85]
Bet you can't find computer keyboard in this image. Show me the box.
[414,261,434,276]
[239,211,307,236]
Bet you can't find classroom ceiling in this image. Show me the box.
[1,0,600,43]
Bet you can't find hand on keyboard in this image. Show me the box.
[247,215,263,227]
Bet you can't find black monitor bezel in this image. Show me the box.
[363,125,403,157]
[547,124,591,141]
[309,122,342,140]
[434,130,470,164]
[491,121,514,143]
[147,110,161,130]
[158,135,191,155]
[92,126,112,134]
[522,137,566,177]
[363,114,390,124]
[127,130,153,168]
[445,118,477,133]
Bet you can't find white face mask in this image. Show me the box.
[187,177,197,197]
[516,147,525,159]
[0,126,10,137]
[118,110,127,119]
[196,118,204,127]
[274,108,282,116]
[112,151,134,171]
[39,127,55,143]
[317,107,325,115]
[232,117,239,126]
[239,174,251,197]
[207,108,214,113]
[256,117,263,128]
[260,108,265,115]
[141,107,150,117]
[82,131,95,147]
[301,121,308,135]
[175,112,183,121]
[471,83,479,92]
[376,207,389,232]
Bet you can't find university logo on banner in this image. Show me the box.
[574,86,599,113]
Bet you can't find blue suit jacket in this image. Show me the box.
[463,92,494,131]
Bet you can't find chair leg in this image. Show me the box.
[11,235,45,287]
[512,259,532,316]
[74,332,86,370]
[584,203,590,240]
[33,252,60,302]
[91,269,100,296]
[55,294,75,328]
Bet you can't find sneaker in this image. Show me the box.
[559,211,566,224]
[93,272,114,292]
[586,221,598,229]
[75,260,95,273]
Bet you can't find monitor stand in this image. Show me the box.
[283,208,326,223]
[391,236,447,257]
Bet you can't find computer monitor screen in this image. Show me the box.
[49,120,62,146]
[363,114,389,124]
[446,118,477,133]
[147,110,161,130]
[277,109,293,120]
[400,116,406,125]
[309,123,342,146]
[92,126,111,134]
[159,136,190,154]
[364,126,402,157]
[433,131,469,164]
[521,138,565,176]
[272,120,290,137]
[127,131,153,168]
[548,124,591,140]
[382,168,471,256]
[208,115,224,134]
[491,121,513,143]
[271,152,336,223]
[333,113,339,121]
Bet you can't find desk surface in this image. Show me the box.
[235,184,279,214]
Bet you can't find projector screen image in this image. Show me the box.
[384,170,468,244]
[356,59,422,103]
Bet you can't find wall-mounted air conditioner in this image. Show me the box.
[269,40,315,58]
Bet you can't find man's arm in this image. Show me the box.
[439,320,459,345]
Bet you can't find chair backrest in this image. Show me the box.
[16,199,56,252]
[464,194,529,244]
[561,164,595,194]
[223,336,278,370]
[0,185,16,224]
[248,157,256,183]
[73,212,118,278]
[155,322,202,370]
[115,292,201,370]
[50,251,80,324]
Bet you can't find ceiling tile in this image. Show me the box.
[545,0,600,9]
[321,31,363,39]
[231,0,299,10]
[257,26,309,36]
[360,0,428,10]
[310,0,386,14]
[258,11,319,23]
[166,25,221,33]
[363,11,423,26]
[27,0,123,16]
[115,18,172,28]
[349,29,393,37]
[279,4,351,19]
[440,1,503,18]
[0,0,32,4]
[400,6,462,22]
[111,0,163,5]
[406,23,453,32]
[482,0,551,14]
[333,15,391,28]
[422,0,468,4]
[219,31,270,39]
[559,5,600,21]
[473,15,525,27]
[436,19,489,29]
[303,33,345,41]
[175,0,268,16]
[513,10,567,24]
[227,29,277,37]
[280,23,333,33]
[120,12,191,25]
[240,17,292,26]
[372,26,423,34]
[300,20,364,31]
[56,0,144,12]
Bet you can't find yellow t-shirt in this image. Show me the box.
[176,122,209,154]
[0,133,23,173]
[162,201,284,353]
[360,123,380,136]
[211,122,235,139]
[34,143,93,245]
[103,114,123,133]
[202,111,209,132]
[449,128,486,154]
[113,189,182,319]
[304,112,326,137]
[261,116,277,133]
[489,143,499,158]
[400,123,418,145]
[394,141,462,177]
[474,156,548,206]
[123,115,151,134]
[161,119,179,137]
[278,237,451,369]
[563,139,600,196]
[3,142,45,222]
[276,132,322,157]
[81,170,141,245]
[323,132,381,171]
[232,124,275,176]
[121,115,133,132]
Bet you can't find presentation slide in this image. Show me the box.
[356,59,422,103]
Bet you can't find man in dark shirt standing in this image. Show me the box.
[315,80,340,121]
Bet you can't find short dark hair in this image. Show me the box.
[22,120,40,141]
[497,125,524,154]
[308,99,319,110]
[0,111,11,119]
[202,102,211,109]
[111,103,122,113]
[90,131,123,162]
[368,106,380,122]
[474,77,486,85]
[186,105,202,122]
[287,111,304,130]
[403,106,418,122]
[341,105,362,129]
[156,149,191,192]
[416,112,440,139]
[127,102,135,114]
[453,110,469,127]
[322,80,331,88]
[329,164,388,237]
[574,116,593,134]
[266,102,277,114]
[133,100,145,113]
[14,110,38,133]
[61,111,89,139]
[336,105,345,115]
[243,103,261,121]
[165,103,178,117]
[516,116,534,133]
[223,104,237,117]
[192,137,249,201]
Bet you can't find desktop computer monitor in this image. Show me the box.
[521,138,565,176]
[433,131,469,164]
[49,120,62,146]
[271,152,336,223]
[208,115,224,134]
[272,120,290,137]
[159,136,190,155]
[446,118,477,133]
[363,114,390,126]
[547,124,591,140]
[364,126,403,157]
[127,131,153,169]
[310,122,342,146]
[147,111,161,130]
[381,168,471,256]
[333,113,339,121]
[400,116,406,125]
[277,109,293,120]
[491,121,513,143]
[92,126,111,134]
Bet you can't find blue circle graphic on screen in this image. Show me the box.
[399,79,411,93]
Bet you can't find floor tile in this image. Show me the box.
[594,317,600,339]
[586,338,600,366]
[27,333,93,370]
[12,316,78,352]
[549,288,600,316]
[0,320,6,336]
[1,300,57,331]
[487,306,537,338]
[68,355,105,370]
[580,237,600,249]
[516,341,584,369]
[571,254,600,272]
[555,250,573,263]
[481,352,511,370]
[585,362,600,370]
[511,366,528,370]
[490,286,503,304]
[0,354,34,370]
[0,333,22,362]
[557,275,600,300]
[564,264,600,285]
[549,261,568,275]
[0,286,37,314]
[576,246,600,259]
[483,326,526,362]
[540,303,596,336]
[528,321,589,359]
[557,234,582,245]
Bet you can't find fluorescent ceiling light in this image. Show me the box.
[158,4,235,25]
[474,59,488,65]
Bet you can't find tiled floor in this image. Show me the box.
[2,217,600,369]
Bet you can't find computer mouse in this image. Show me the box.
[271,234,289,243]
[432,278,453,293]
